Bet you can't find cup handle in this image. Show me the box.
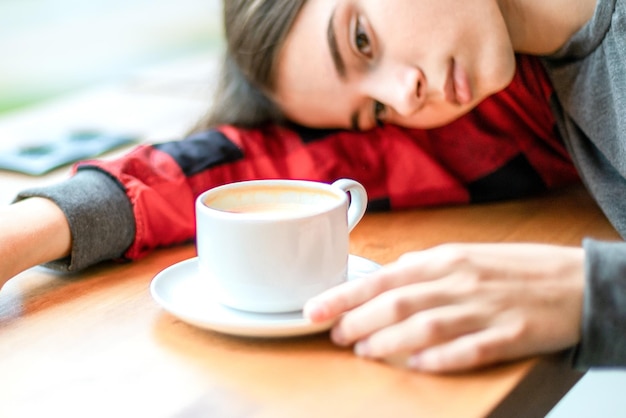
[331,179,368,232]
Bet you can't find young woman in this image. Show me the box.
[1,0,624,373]
[219,0,625,372]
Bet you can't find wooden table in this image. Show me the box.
[0,167,619,417]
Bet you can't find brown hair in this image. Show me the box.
[190,0,307,132]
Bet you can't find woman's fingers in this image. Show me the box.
[329,279,462,346]
[351,304,488,359]
[303,272,388,323]
[304,261,415,322]
[304,246,462,323]
[405,325,533,373]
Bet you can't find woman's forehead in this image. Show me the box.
[273,0,354,129]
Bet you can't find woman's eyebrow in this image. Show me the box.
[328,8,361,130]
[327,9,347,80]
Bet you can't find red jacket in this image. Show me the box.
[79,55,579,260]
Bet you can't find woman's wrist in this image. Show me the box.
[0,197,71,285]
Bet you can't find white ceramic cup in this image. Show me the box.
[195,178,367,313]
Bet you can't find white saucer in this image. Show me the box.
[150,255,381,338]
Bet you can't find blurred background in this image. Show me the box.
[0,0,222,115]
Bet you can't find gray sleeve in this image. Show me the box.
[14,168,136,272]
[573,238,626,369]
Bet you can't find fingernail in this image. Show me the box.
[407,354,428,370]
[303,300,324,321]
[354,341,370,357]
[331,327,347,346]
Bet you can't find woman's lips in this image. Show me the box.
[444,59,472,105]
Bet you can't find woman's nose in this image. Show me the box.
[371,66,426,117]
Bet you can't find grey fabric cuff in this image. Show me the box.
[14,168,135,272]
[573,238,626,369]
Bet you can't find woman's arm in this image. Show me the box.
[0,197,71,287]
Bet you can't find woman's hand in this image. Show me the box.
[0,198,72,288]
[304,243,585,372]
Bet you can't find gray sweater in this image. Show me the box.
[540,0,626,368]
[15,0,626,370]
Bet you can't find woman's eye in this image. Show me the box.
[354,19,372,57]
[373,101,386,126]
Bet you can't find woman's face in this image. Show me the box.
[273,0,516,130]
